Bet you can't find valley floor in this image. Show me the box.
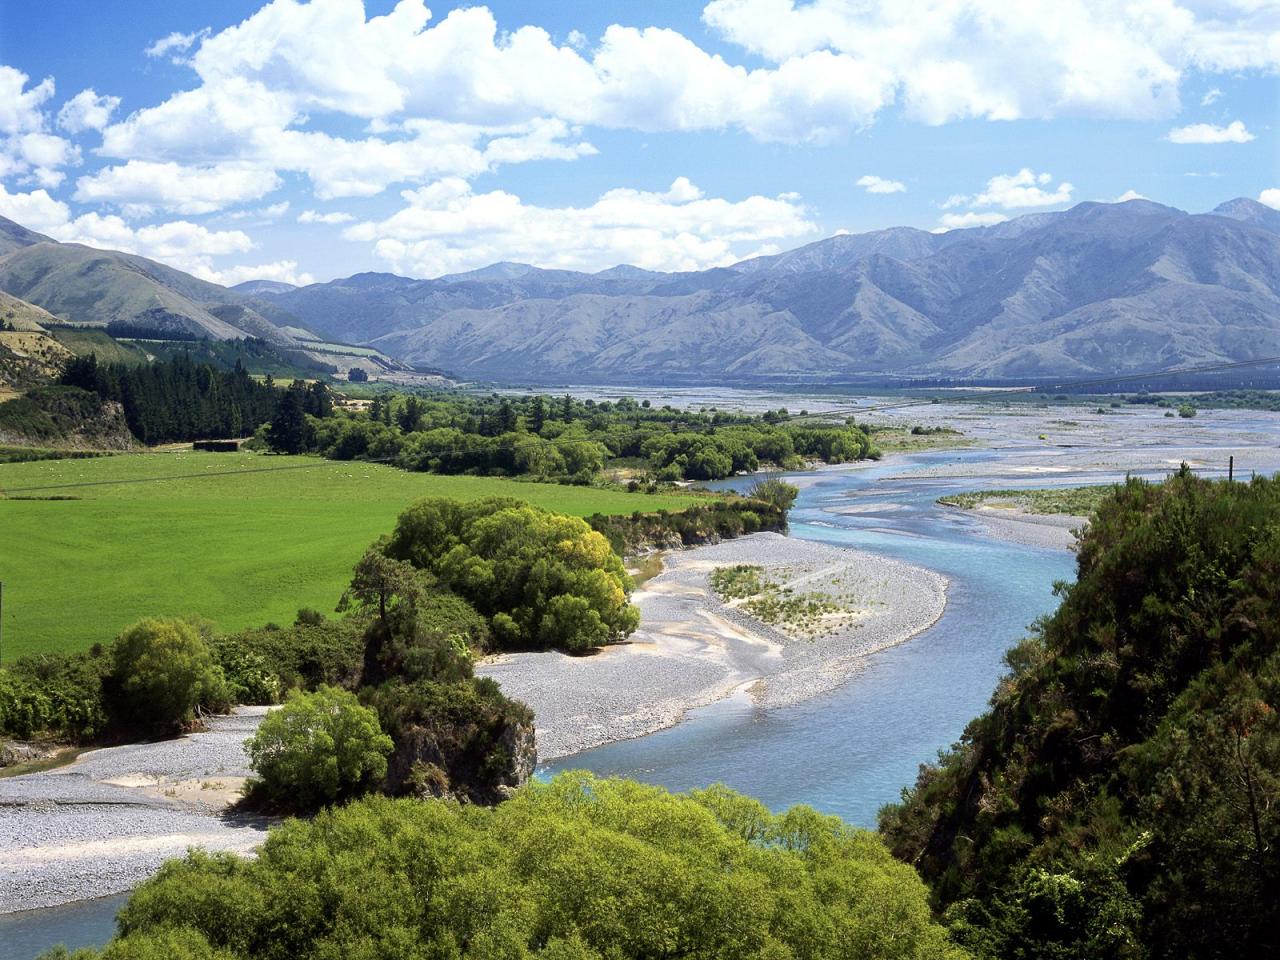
[478,532,947,760]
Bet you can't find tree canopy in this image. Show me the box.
[382,497,639,652]
[71,774,964,960]
[108,618,227,734]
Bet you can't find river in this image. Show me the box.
[0,448,1110,959]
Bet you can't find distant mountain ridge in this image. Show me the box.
[247,198,1280,382]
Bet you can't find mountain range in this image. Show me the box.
[3,197,1279,384]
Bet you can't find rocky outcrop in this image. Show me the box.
[385,715,537,805]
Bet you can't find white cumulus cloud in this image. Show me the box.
[216,260,315,287]
[56,89,120,134]
[935,211,1010,231]
[0,67,79,188]
[73,160,282,215]
[972,169,1074,209]
[1260,189,1280,211]
[1166,120,1255,143]
[1115,189,1149,202]
[343,176,815,277]
[856,174,906,194]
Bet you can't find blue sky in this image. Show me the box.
[1,0,1276,285]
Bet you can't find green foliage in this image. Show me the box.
[1176,403,1197,418]
[710,564,768,599]
[62,353,284,444]
[84,774,963,960]
[212,617,365,695]
[745,475,800,512]
[880,471,1280,959]
[108,618,228,734]
[265,380,311,454]
[587,498,787,554]
[0,650,110,740]
[384,497,638,651]
[246,685,393,812]
[0,385,123,444]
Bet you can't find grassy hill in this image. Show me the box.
[0,452,699,660]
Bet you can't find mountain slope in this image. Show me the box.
[253,198,1280,382]
[0,216,300,345]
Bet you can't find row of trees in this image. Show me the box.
[282,388,878,482]
[61,354,289,444]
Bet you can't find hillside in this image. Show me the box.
[879,472,1280,959]
[250,198,1280,382]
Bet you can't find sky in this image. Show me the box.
[0,0,1277,286]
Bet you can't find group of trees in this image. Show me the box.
[879,470,1280,959]
[377,496,640,652]
[284,389,878,483]
[62,774,962,960]
[61,354,284,444]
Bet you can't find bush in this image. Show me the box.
[246,685,393,812]
[0,651,110,741]
[383,497,638,651]
[108,619,227,734]
[92,774,963,960]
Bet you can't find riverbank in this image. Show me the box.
[478,532,947,760]
[0,709,271,914]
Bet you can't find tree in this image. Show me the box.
[530,394,547,433]
[383,497,639,651]
[108,619,226,733]
[746,474,799,512]
[246,685,393,812]
[266,380,309,454]
[348,366,368,382]
[303,381,333,418]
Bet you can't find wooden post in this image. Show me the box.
[1229,455,1234,482]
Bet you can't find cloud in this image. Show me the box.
[343,176,815,276]
[0,183,253,279]
[56,89,120,133]
[73,160,282,215]
[298,210,355,224]
[1114,189,1148,202]
[1200,87,1222,106]
[702,0,1280,122]
[856,174,906,194]
[1260,189,1280,211]
[145,28,211,62]
[971,169,1073,208]
[0,67,79,187]
[935,211,1009,231]
[1166,120,1255,143]
[216,260,315,287]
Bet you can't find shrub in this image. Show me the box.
[94,774,963,960]
[108,619,227,734]
[246,685,393,812]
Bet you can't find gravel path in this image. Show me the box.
[479,533,947,760]
[0,709,272,913]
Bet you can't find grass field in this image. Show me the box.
[0,452,700,661]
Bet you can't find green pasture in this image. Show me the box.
[0,452,699,660]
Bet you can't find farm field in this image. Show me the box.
[0,452,700,660]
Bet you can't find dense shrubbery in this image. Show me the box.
[245,685,392,811]
[879,470,1280,959]
[380,496,639,652]
[66,774,963,960]
[0,385,121,443]
[587,498,787,554]
[0,650,110,740]
[107,619,230,733]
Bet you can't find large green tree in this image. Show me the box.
[108,618,226,733]
[382,497,639,651]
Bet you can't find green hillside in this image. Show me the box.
[881,471,1280,959]
[0,452,698,660]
